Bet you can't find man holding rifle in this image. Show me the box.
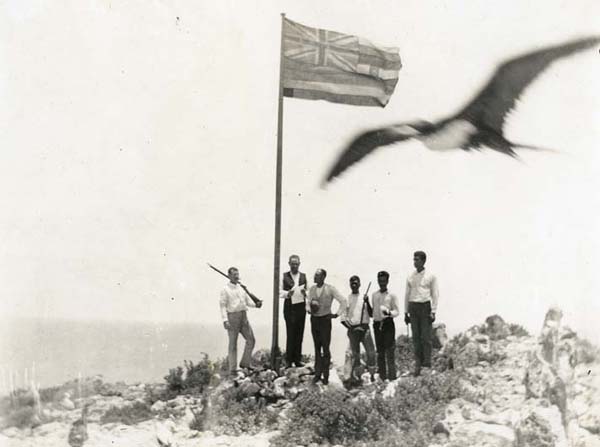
[307,268,346,385]
[342,276,376,385]
[218,266,263,376]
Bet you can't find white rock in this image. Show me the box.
[152,400,167,413]
[327,369,344,388]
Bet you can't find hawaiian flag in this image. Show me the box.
[282,18,402,107]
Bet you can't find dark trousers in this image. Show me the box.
[409,301,433,367]
[348,326,376,379]
[373,318,396,380]
[283,300,306,365]
[311,315,332,379]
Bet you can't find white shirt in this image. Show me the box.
[372,290,400,322]
[279,272,306,304]
[345,293,370,325]
[219,282,256,322]
[404,269,439,313]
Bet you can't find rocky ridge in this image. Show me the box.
[0,308,598,447]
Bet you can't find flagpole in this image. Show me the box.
[271,12,286,370]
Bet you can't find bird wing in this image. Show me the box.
[455,36,600,133]
[325,126,414,182]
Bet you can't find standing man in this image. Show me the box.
[280,254,308,367]
[404,251,439,376]
[372,271,399,381]
[219,267,262,376]
[342,275,376,384]
[307,268,346,385]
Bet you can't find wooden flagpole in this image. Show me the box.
[271,12,286,370]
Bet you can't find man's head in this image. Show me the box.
[288,255,300,274]
[227,267,240,283]
[349,275,361,293]
[314,268,327,286]
[377,271,389,290]
[413,251,427,271]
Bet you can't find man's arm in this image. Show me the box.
[430,275,439,314]
[404,278,411,314]
[331,286,347,319]
[389,293,400,318]
[219,289,229,323]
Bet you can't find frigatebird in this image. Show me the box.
[325,36,600,183]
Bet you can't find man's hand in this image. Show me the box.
[404,313,411,325]
[331,313,339,319]
[223,321,231,330]
[287,289,294,299]
[382,307,391,317]
[429,312,436,323]
[256,300,263,308]
[301,288,307,297]
[363,294,369,302]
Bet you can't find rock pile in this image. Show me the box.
[432,308,600,447]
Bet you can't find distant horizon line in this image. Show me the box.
[0,315,271,328]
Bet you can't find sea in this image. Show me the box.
[0,318,351,391]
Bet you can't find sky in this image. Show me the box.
[1,0,599,345]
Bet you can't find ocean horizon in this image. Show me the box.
[0,317,350,391]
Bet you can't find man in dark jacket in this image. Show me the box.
[280,254,308,367]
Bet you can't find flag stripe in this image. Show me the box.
[284,88,384,107]
[283,79,389,100]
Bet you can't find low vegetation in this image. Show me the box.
[271,371,463,447]
[100,401,154,425]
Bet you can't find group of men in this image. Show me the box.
[218,251,439,384]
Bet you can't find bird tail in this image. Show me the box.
[512,142,558,153]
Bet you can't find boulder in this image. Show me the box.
[151,400,167,413]
[578,404,600,435]
[515,406,568,447]
[273,377,287,397]
[432,323,448,349]
[432,420,450,436]
[453,421,515,447]
[485,315,510,340]
[238,381,261,397]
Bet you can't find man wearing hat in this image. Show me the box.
[306,268,346,384]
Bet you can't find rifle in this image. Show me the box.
[207,263,262,307]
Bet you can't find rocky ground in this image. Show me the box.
[1,308,598,447]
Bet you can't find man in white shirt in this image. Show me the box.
[306,268,346,385]
[404,251,439,376]
[341,275,376,384]
[280,254,308,367]
[219,267,262,375]
[372,270,400,381]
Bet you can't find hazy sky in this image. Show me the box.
[1,1,599,344]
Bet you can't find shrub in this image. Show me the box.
[574,338,600,365]
[100,401,153,425]
[509,324,530,337]
[3,406,38,429]
[211,386,279,436]
[272,370,464,447]
[272,387,378,446]
[163,354,218,399]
